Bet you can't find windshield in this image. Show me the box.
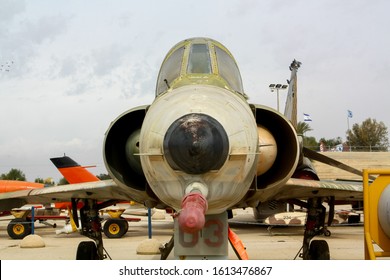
[156,46,184,95]
[187,44,212,74]
[215,46,243,93]
[155,38,245,96]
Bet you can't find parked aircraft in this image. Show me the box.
[0,38,367,260]
[0,179,68,239]
[1,156,139,239]
[0,180,46,218]
[0,180,45,194]
[50,155,139,238]
[0,161,89,239]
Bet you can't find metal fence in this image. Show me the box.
[306,145,389,152]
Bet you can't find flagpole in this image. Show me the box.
[347,110,353,151]
[347,116,350,151]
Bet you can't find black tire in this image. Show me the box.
[76,241,98,260]
[7,218,32,239]
[103,218,128,238]
[309,240,330,260]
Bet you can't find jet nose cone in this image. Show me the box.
[163,113,229,174]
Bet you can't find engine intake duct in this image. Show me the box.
[103,105,148,192]
[252,104,299,189]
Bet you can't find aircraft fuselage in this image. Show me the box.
[140,84,259,214]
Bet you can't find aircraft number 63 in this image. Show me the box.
[179,219,224,248]
[174,213,228,256]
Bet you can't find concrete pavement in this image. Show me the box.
[0,208,364,260]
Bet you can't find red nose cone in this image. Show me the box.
[178,193,208,233]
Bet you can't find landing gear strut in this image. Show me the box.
[73,198,118,260]
[299,197,331,260]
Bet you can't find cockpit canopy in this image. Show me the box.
[156,37,245,97]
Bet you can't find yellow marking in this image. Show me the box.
[363,169,390,259]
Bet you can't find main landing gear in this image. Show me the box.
[294,197,332,260]
[72,198,118,260]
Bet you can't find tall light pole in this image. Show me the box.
[269,84,288,112]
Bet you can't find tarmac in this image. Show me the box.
[0,207,365,260]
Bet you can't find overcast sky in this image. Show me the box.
[1,0,389,182]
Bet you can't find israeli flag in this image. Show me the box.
[347,110,353,118]
[303,113,312,121]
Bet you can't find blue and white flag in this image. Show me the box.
[303,113,312,121]
[347,110,353,118]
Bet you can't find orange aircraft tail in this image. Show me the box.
[50,156,100,184]
[50,156,100,209]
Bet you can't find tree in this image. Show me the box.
[0,168,26,181]
[58,177,69,185]
[35,178,45,183]
[296,122,318,149]
[346,118,389,151]
[297,121,313,135]
[303,136,318,150]
[319,137,343,151]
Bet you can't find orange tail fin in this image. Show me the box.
[50,156,100,184]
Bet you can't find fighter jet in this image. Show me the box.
[0,37,366,260]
